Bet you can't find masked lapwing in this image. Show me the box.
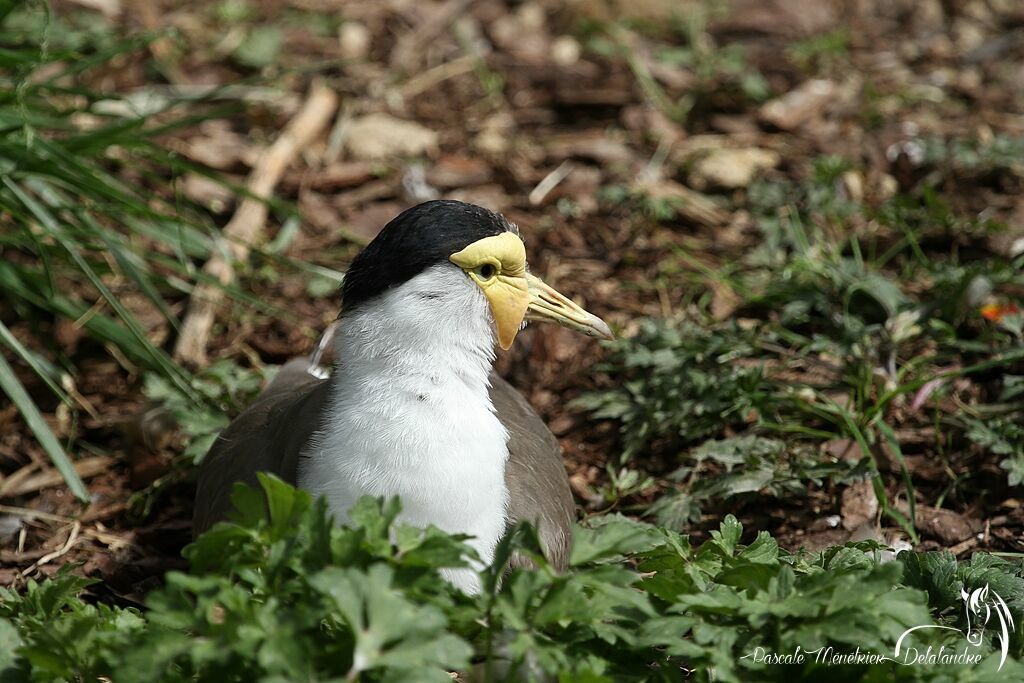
[193,200,612,592]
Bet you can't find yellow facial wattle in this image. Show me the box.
[450,231,613,350]
[450,233,530,349]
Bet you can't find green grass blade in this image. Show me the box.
[0,350,88,501]
[876,419,917,534]
[3,176,199,402]
[0,319,68,404]
[821,396,921,545]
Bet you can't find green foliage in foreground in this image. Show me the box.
[2,476,1023,682]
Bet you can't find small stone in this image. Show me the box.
[876,173,900,201]
[345,114,438,161]
[339,21,371,60]
[690,147,780,189]
[182,173,234,213]
[551,35,581,66]
[760,79,837,130]
[914,0,945,32]
[474,113,515,156]
[915,506,980,545]
[952,18,987,55]
[518,2,546,29]
[185,122,253,170]
[841,479,879,531]
[841,170,863,202]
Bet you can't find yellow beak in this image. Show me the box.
[524,273,614,341]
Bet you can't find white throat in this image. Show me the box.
[298,264,510,593]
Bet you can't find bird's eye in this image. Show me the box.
[474,263,497,281]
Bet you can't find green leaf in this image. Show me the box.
[234,26,282,68]
[258,472,314,539]
[709,515,743,557]
[570,515,663,565]
[1003,454,1024,487]
[394,524,474,569]
[738,531,779,564]
[311,565,471,679]
[0,320,68,403]
[0,619,24,673]
[900,551,960,610]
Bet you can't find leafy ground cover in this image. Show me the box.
[2,0,1024,680]
[4,476,1024,681]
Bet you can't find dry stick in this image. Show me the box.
[174,83,339,367]
[24,521,80,576]
[399,55,476,99]
[529,161,574,206]
[0,456,113,498]
[0,503,130,544]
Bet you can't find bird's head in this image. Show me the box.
[340,200,612,350]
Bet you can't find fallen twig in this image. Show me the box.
[174,83,339,366]
[633,178,730,227]
[0,503,133,548]
[529,161,574,206]
[24,521,80,576]
[399,55,476,99]
[0,456,112,499]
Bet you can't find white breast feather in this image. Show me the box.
[298,264,510,593]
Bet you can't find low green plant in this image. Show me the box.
[787,29,851,72]
[922,134,1024,173]
[0,2,342,496]
[585,160,1024,540]
[583,0,769,127]
[143,360,271,464]
[962,416,1024,487]
[572,319,770,461]
[649,435,870,529]
[3,477,1023,682]
[597,183,693,224]
[594,465,657,507]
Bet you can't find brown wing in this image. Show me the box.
[490,373,575,572]
[192,359,330,537]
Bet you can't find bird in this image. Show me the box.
[193,200,612,592]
